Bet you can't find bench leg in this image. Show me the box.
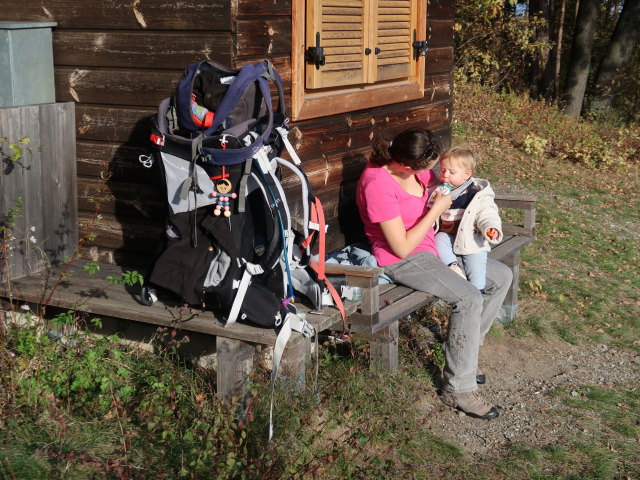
[370,321,399,374]
[276,333,310,391]
[216,337,255,402]
[497,251,521,323]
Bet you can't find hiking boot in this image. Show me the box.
[476,367,486,384]
[440,390,499,419]
[448,262,467,280]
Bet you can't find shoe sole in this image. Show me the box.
[476,374,486,384]
[462,406,499,420]
[440,397,500,420]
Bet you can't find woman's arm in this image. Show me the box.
[379,193,452,259]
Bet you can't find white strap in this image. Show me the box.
[254,146,272,173]
[226,263,263,326]
[276,126,302,165]
[269,312,316,440]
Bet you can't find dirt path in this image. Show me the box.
[422,335,640,458]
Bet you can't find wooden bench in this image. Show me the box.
[1,193,536,399]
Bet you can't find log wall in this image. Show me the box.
[1,0,455,265]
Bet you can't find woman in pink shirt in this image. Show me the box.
[356,128,512,420]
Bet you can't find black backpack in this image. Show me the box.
[138,60,345,330]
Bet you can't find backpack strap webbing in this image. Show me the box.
[308,199,346,323]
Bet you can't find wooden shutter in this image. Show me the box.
[306,0,367,89]
[375,0,415,82]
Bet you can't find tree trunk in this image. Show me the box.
[529,0,554,99]
[553,0,567,98]
[587,0,640,112]
[562,0,599,117]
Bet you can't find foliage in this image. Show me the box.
[1,316,254,479]
[0,136,39,163]
[454,0,552,90]
[454,75,640,169]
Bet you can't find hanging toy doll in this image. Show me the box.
[211,177,237,217]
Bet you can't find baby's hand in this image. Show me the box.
[486,228,499,240]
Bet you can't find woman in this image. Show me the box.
[356,128,512,419]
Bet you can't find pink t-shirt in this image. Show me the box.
[356,163,437,266]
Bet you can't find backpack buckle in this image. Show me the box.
[150,134,165,146]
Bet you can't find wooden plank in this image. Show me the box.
[378,285,415,310]
[369,322,399,373]
[427,0,456,18]
[238,0,292,16]
[291,100,452,161]
[424,46,453,75]
[0,103,77,281]
[375,290,434,333]
[53,31,233,69]
[423,72,453,102]
[76,176,164,217]
[55,67,178,107]
[39,102,78,268]
[77,211,163,252]
[0,261,351,345]
[75,105,155,143]
[426,18,454,47]
[216,337,255,400]
[0,1,232,30]
[236,18,292,57]
[76,141,151,181]
[489,235,535,262]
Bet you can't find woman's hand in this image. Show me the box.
[380,191,452,259]
[430,191,452,216]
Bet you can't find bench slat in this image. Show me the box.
[375,290,435,333]
[378,285,415,310]
[1,262,351,346]
[489,235,535,262]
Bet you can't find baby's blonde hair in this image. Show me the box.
[440,147,476,172]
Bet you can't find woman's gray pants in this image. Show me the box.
[383,251,512,393]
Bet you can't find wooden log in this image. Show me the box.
[424,46,453,75]
[55,67,177,107]
[0,1,232,30]
[236,18,292,57]
[237,0,291,16]
[76,176,164,218]
[75,105,155,144]
[426,19,455,47]
[53,31,233,69]
[423,72,453,102]
[369,322,399,373]
[290,100,452,160]
[76,141,151,181]
[78,211,163,252]
[428,0,457,18]
[216,337,256,401]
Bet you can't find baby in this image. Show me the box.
[434,147,503,292]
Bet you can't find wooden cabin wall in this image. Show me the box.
[2,0,455,265]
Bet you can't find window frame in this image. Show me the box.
[291,0,427,121]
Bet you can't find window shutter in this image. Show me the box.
[306,0,366,89]
[375,0,415,82]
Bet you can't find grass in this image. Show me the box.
[2,79,640,479]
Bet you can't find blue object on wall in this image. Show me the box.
[0,21,57,107]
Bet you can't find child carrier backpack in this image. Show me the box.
[138,60,345,434]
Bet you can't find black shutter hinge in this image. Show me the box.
[306,32,326,70]
[412,29,429,59]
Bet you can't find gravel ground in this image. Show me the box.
[420,334,640,458]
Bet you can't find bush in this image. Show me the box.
[454,77,640,170]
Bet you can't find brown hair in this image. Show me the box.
[370,128,441,170]
[439,147,477,172]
